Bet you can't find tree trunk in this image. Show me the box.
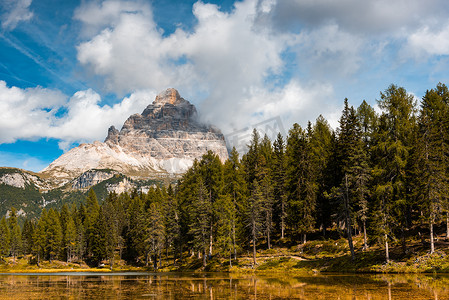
[430,218,435,254]
[145,251,149,267]
[232,221,237,260]
[203,249,207,267]
[344,175,355,260]
[158,250,162,269]
[363,221,368,250]
[252,220,257,267]
[281,199,285,239]
[446,213,449,240]
[209,226,213,256]
[267,214,271,249]
[385,233,389,263]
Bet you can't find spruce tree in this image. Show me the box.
[222,147,247,259]
[415,84,449,252]
[309,115,333,236]
[8,207,21,263]
[371,84,417,261]
[189,177,212,267]
[285,123,316,242]
[0,217,10,260]
[46,208,63,262]
[272,133,287,239]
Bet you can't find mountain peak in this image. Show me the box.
[153,88,186,106]
[42,88,229,181]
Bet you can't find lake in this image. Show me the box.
[0,272,448,299]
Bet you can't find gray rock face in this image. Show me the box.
[71,169,117,190]
[41,88,229,182]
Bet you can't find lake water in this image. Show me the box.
[0,272,448,299]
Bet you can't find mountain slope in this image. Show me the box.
[40,88,228,184]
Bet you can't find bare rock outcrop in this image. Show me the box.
[41,88,228,182]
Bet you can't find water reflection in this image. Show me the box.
[0,272,448,299]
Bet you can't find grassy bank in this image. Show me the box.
[2,236,449,274]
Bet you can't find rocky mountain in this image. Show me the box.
[0,88,228,218]
[40,88,228,186]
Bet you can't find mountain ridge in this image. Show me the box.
[40,88,229,186]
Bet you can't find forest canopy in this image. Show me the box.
[2,83,449,268]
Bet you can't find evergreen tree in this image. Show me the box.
[309,115,333,236]
[33,209,47,266]
[415,84,449,252]
[215,191,236,266]
[8,207,21,263]
[65,216,77,263]
[164,185,181,264]
[332,99,371,258]
[371,84,417,261]
[90,207,107,266]
[272,133,287,239]
[189,178,212,267]
[0,217,10,259]
[144,202,165,269]
[46,208,63,262]
[200,151,223,256]
[85,189,100,258]
[285,123,317,242]
[245,180,265,266]
[21,219,34,255]
[222,147,247,259]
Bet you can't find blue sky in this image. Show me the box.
[1,0,449,172]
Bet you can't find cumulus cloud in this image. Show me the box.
[407,24,449,56]
[0,80,154,149]
[1,0,33,30]
[74,0,336,136]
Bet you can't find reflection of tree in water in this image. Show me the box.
[375,274,449,300]
[1,273,449,299]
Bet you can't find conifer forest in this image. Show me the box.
[2,83,449,268]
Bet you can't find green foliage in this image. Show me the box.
[8,82,449,272]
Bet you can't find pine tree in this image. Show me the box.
[246,180,265,266]
[90,207,107,266]
[371,84,417,261]
[164,185,181,264]
[215,193,236,266]
[198,150,223,256]
[189,177,212,267]
[85,189,100,258]
[272,133,287,239]
[222,147,247,259]
[8,207,21,263]
[415,84,449,253]
[46,208,63,262]
[309,115,333,236]
[285,123,317,242]
[144,202,165,269]
[332,99,371,258]
[0,217,10,260]
[21,219,34,255]
[33,209,47,266]
[65,216,76,263]
[258,134,274,249]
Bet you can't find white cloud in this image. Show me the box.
[75,0,335,138]
[1,0,33,30]
[0,80,154,148]
[408,24,449,56]
[0,81,65,143]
